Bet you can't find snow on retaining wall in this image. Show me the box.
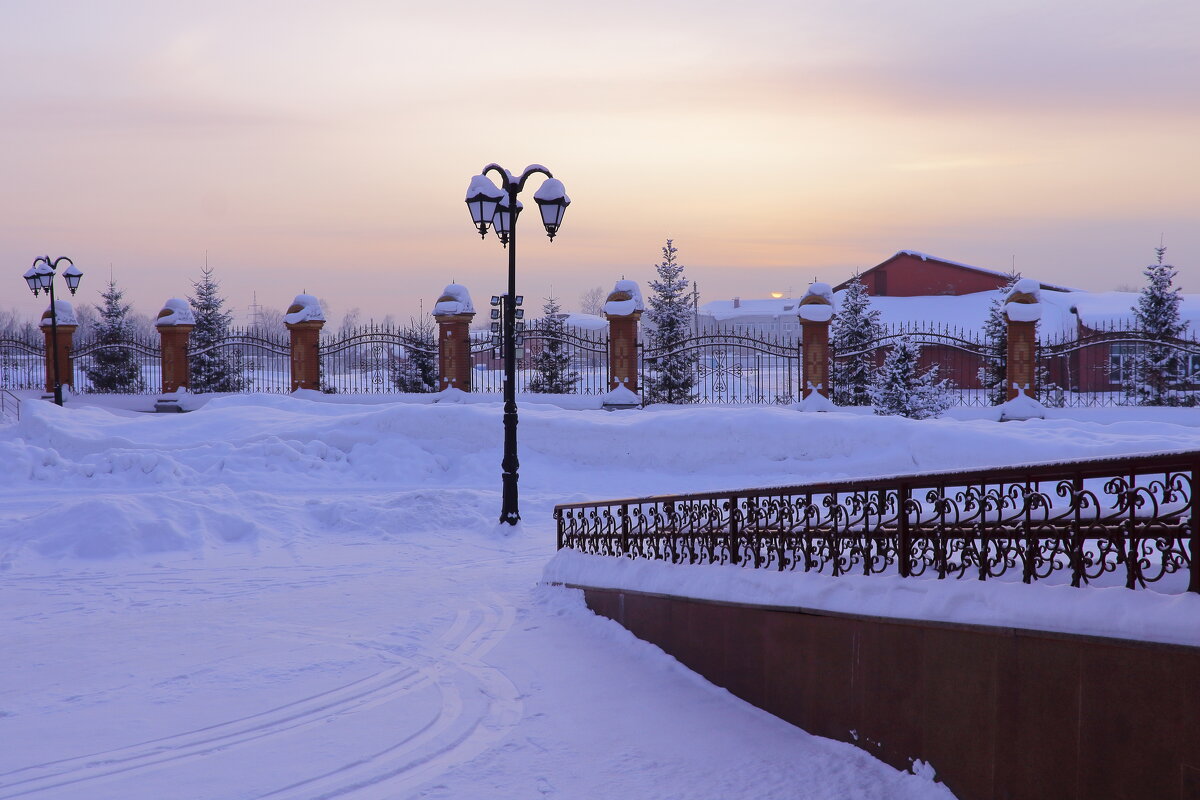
[544,549,1200,647]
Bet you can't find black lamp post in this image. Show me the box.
[465,163,570,525]
[23,256,82,406]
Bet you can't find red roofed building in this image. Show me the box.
[834,251,1074,297]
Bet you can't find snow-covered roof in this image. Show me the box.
[703,289,1085,336]
[603,280,644,317]
[432,284,475,316]
[156,298,196,326]
[836,251,1079,294]
[1069,291,1200,330]
[284,294,325,324]
[702,297,801,321]
[562,312,607,332]
[40,300,78,326]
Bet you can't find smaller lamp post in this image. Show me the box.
[23,256,83,406]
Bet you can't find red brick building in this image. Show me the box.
[835,251,1073,297]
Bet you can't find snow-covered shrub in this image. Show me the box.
[643,239,698,405]
[1124,247,1195,406]
[527,295,580,394]
[870,334,954,419]
[830,273,882,406]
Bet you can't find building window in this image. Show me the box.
[1109,344,1136,385]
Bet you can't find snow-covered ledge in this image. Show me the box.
[797,282,833,322]
[603,279,645,318]
[284,294,325,325]
[1003,278,1043,322]
[40,300,78,327]
[543,549,1200,648]
[155,298,195,327]
[432,284,475,317]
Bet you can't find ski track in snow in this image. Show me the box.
[0,593,520,800]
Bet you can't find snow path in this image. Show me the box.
[5,395,1196,798]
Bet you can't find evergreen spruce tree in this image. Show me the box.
[392,315,439,393]
[85,279,146,393]
[830,273,882,405]
[1125,247,1192,405]
[526,295,580,393]
[869,334,954,419]
[644,239,698,404]
[978,271,1020,405]
[188,266,248,393]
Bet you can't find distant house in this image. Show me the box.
[832,251,1075,297]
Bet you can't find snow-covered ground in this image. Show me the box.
[3,395,1199,799]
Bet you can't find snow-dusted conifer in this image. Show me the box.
[1125,247,1192,405]
[644,239,697,404]
[830,273,882,406]
[188,266,248,393]
[527,295,580,394]
[392,315,438,393]
[84,279,146,393]
[870,334,954,419]
[977,271,1020,405]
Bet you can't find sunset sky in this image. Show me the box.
[3,0,1197,325]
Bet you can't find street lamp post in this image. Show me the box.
[22,256,83,406]
[465,163,570,525]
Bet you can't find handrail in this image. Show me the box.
[555,450,1199,593]
[0,388,20,422]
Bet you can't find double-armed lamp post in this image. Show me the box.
[465,164,570,525]
[22,256,83,406]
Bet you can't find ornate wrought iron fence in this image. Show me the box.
[639,327,800,404]
[70,332,162,394]
[1039,322,1200,407]
[0,336,45,390]
[470,321,609,394]
[320,323,439,393]
[556,450,1199,593]
[191,327,291,393]
[830,322,996,407]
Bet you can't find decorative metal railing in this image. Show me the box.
[320,324,438,394]
[1039,322,1200,407]
[555,451,1199,592]
[470,322,609,394]
[0,336,45,391]
[191,328,291,393]
[640,327,800,404]
[70,333,162,394]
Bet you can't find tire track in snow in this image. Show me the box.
[257,592,523,800]
[0,603,497,798]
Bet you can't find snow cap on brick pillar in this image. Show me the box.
[1003,278,1042,402]
[40,300,78,394]
[284,294,326,392]
[602,279,644,405]
[432,283,476,392]
[798,282,833,400]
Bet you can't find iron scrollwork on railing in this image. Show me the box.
[555,451,1199,592]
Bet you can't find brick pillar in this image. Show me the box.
[1003,280,1042,402]
[435,313,475,391]
[798,283,834,398]
[158,325,194,393]
[1005,319,1037,401]
[286,320,325,391]
[800,319,830,398]
[41,323,77,394]
[606,310,642,392]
